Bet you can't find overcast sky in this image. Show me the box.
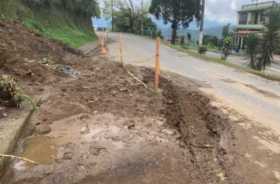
[99,0,279,24]
[206,0,251,23]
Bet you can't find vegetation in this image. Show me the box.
[257,7,280,70]
[103,0,160,37]
[203,35,218,47]
[198,46,207,54]
[149,0,201,44]
[0,0,100,47]
[170,44,280,82]
[0,75,36,110]
[222,23,231,38]
[244,7,280,70]
[246,33,260,69]
[222,36,233,60]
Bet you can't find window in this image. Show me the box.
[239,12,248,24]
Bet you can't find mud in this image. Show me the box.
[0,20,272,184]
[0,56,237,184]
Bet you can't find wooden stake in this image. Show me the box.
[119,33,124,65]
[155,37,160,90]
[0,154,38,165]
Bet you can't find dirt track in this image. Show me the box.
[0,55,235,184]
[1,22,280,184]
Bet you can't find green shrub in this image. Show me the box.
[198,46,207,54]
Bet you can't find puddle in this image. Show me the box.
[21,136,57,166]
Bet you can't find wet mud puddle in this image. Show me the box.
[20,136,56,166]
[1,113,193,184]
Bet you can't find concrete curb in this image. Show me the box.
[0,109,35,176]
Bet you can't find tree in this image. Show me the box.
[203,35,219,48]
[258,7,280,70]
[109,0,159,36]
[149,0,201,44]
[246,33,260,69]
[222,24,231,39]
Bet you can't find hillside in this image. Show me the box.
[0,0,99,47]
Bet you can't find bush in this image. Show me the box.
[198,46,207,54]
[221,36,232,60]
[0,75,22,107]
[246,33,260,69]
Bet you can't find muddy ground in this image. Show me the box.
[0,21,280,184]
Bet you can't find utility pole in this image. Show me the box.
[111,0,114,31]
[141,0,144,35]
[198,0,205,46]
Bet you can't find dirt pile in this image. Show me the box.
[0,21,82,86]
[0,21,87,109]
[0,21,237,184]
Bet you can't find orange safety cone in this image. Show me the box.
[155,37,160,90]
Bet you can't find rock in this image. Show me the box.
[90,146,106,156]
[2,113,7,117]
[34,121,41,126]
[167,100,174,104]
[127,123,135,129]
[80,125,90,134]
[162,129,176,136]
[41,58,48,64]
[79,114,90,120]
[63,152,73,160]
[36,124,51,135]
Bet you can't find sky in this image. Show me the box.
[97,0,279,24]
[205,0,249,23]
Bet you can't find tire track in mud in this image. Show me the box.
[142,68,241,184]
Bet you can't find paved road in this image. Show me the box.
[107,33,280,133]
[207,51,280,75]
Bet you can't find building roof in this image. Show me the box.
[239,1,278,12]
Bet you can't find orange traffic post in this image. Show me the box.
[119,33,124,66]
[155,37,160,90]
[100,31,107,55]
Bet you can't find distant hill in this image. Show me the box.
[151,16,232,41]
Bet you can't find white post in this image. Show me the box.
[199,0,205,46]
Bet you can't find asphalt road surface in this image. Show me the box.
[107,33,280,134]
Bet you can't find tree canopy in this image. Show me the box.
[22,0,100,18]
[149,0,201,44]
[257,7,280,70]
[102,0,160,37]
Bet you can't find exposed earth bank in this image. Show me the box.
[0,21,279,184]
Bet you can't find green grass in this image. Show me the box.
[170,44,280,82]
[0,0,96,48]
[23,18,96,48]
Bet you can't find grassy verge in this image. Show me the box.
[0,0,96,48]
[169,44,280,82]
[23,18,96,48]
